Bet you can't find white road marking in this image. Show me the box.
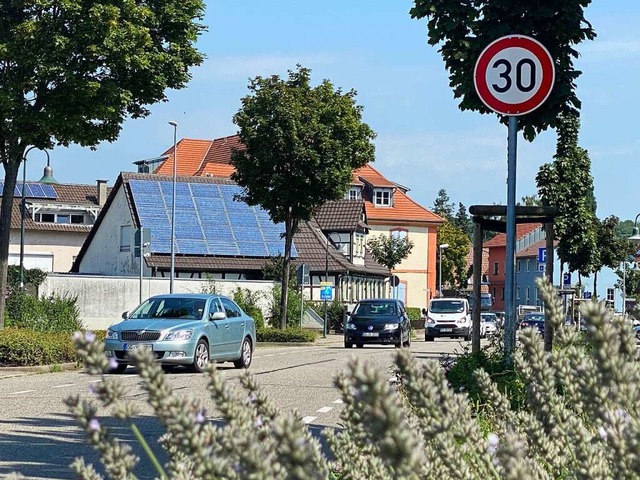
[88,379,102,383]
[316,406,333,413]
[302,416,317,424]
[8,390,35,395]
[333,399,344,404]
[53,384,75,388]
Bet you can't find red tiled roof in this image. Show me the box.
[355,164,396,188]
[156,138,213,176]
[199,135,244,167]
[483,223,542,247]
[516,239,558,258]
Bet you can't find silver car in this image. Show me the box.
[104,293,256,373]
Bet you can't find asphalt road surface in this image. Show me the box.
[0,335,468,479]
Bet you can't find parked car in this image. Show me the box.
[519,312,545,336]
[425,297,471,341]
[104,293,256,373]
[480,312,498,338]
[634,325,640,342]
[344,299,411,348]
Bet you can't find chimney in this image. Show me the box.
[97,180,108,207]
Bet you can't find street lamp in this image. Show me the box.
[630,213,640,242]
[627,215,640,317]
[438,243,449,297]
[168,121,178,294]
[20,147,54,290]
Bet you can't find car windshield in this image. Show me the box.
[481,314,497,323]
[523,314,545,322]
[430,300,464,313]
[353,301,397,316]
[128,297,206,320]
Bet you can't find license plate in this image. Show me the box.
[124,343,153,351]
[440,328,453,333]
[362,332,379,337]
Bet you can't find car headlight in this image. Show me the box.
[457,317,467,324]
[105,329,119,340]
[384,323,399,330]
[346,323,356,330]
[426,317,436,325]
[164,329,193,341]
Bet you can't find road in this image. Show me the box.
[0,335,466,479]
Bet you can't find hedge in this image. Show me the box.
[0,328,78,367]
[257,327,317,343]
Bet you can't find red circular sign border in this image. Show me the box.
[474,35,555,116]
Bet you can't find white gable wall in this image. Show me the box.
[79,186,137,275]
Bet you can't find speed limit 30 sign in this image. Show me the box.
[474,35,555,116]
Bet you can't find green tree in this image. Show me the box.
[410,0,596,140]
[0,0,206,328]
[367,234,414,294]
[433,189,454,221]
[592,216,629,298]
[453,202,473,239]
[536,114,598,278]
[437,221,471,290]
[519,195,542,207]
[231,66,375,329]
[617,220,635,239]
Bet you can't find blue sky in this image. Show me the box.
[39,1,638,226]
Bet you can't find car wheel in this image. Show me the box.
[635,330,640,342]
[108,363,128,374]
[234,337,253,369]
[463,333,471,342]
[356,343,364,348]
[404,332,411,348]
[189,338,210,373]
[395,330,403,348]
[425,335,434,342]
[344,341,353,348]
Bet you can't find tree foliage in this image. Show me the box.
[0,0,206,328]
[536,114,598,276]
[432,189,454,221]
[591,216,630,298]
[231,66,376,329]
[437,220,471,290]
[367,235,414,274]
[410,0,596,140]
[453,202,473,239]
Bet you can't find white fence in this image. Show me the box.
[39,274,277,330]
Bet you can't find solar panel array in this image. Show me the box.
[129,180,297,258]
[0,181,57,199]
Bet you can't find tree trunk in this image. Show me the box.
[279,214,298,330]
[593,270,598,299]
[0,155,21,329]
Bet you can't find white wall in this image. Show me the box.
[79,187,138,275]
[40,274,276,330]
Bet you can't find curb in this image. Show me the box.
[0,362,78,378]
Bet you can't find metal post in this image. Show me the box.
[324,236,329,338]
[504,116,518,360]
[623,260,627,319]
[472,222,482,354]
[438,247,442,298]
[139,230,144,304]
[19,157,27,290]
[544,222,555,351]
[168,121,178,294]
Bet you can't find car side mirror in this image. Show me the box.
[121,311,129,319]
[210,311,226,321]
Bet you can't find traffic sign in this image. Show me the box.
[563,272,571,286]
[538,264,545,272]
[583,291,592,300]
[320,282,334,301]
[537,247,546,264]
[474,35,555,116]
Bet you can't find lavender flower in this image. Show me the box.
[88,418,100,431]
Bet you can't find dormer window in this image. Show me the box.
[347,187,362,200]
[373,188,392,206]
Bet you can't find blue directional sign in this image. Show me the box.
[563,272,571,286]
[583,291,592,300]
[320,282,334,301]
[538,247,546,263]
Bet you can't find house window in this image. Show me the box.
[390,228,408,240]
[500,287,505,300]
[526,259,531,272]
[120,225,132,252]
[525,286,530,304]
[373,188,392,206]
[516,287,520,300]
[492,287,497,300]
[517,260,521,273]
[493,262,499,275]
[347,187,361,200]
[35,212,85,224]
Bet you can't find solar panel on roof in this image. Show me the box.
[0,181,58,199]
[129,179,296,258]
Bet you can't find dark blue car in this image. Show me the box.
[344,299,411,349]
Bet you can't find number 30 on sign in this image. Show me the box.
[474,35,555,116]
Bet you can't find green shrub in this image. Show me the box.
[310,299,345,332]
[257,327,317,343]
[406,307,421,320]
[232,287,265,330]
[6,292,83,333]
[0,328,77,366]
[268,285,303,328]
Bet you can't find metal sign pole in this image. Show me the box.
[504,115,518,360]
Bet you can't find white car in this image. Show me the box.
[480,313,498,338]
